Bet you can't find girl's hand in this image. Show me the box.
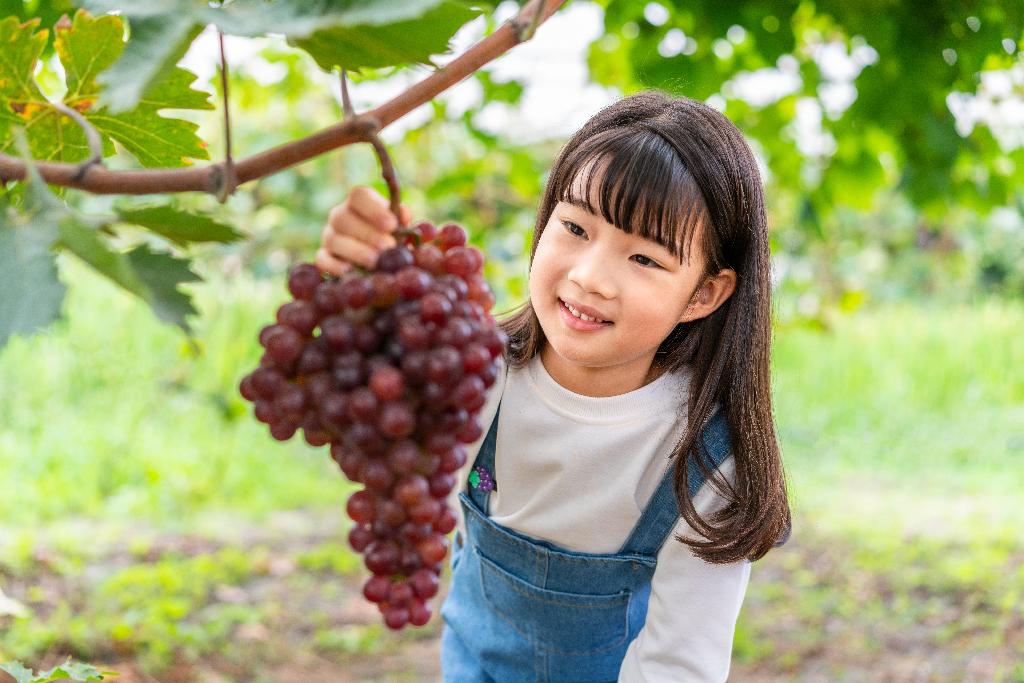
[315,185,413,277]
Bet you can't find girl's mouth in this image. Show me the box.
[558,298,613,331]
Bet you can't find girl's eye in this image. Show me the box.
[561,220,661,269]
[632,254,661,268]
[562,220,586,237]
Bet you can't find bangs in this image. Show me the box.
[554,127,708,265]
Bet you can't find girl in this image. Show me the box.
[316,90,792,682]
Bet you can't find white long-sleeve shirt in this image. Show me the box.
[448,353,751,682]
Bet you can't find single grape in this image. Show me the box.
[412,220,438,243]
[250,366,285,399]
[455,417,484,444]
[277,300,320,336]
[269,419,297,441]
[395,475,430,507]
[442,246,477,278]
[428,472,456,498]
[410,568,440,599]
[389,581,415,605]
[369,366,405,402]
[346,490,375,524]
[438,223,467,251]
[417,534,450,564]
[265,326,304,366]
[365,540,401,575]
[363,574,391,603]
[413,452,441,477]
[408,498,441,524]
[378,401,415,439]
[348,524,374,553]
[347,387,379,423]
[377,498,407,527]
[297,344,330,375]
[274,383,306,419]
[420,293,452,325]
[321,315,355,352]
[414,244,444,273]
[376,246,415,274]
[439,445,468,474]
[313,279,345,315]
[370,272,399,307]
[361,459,394,492]
[433,506,458,534]
[427,346,462,385]
[387,440,420,474]
[383,606,410,630]
[453,375,486,410]
[354,324,381,353]
[288,263,322,301]
[409,600,432,627]
[395,266,432,299]
[400,350,429,386]
[341,277,374,309]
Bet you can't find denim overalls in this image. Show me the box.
[439,400,734,682]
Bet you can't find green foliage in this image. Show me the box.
[0,10,212,166]
[0,658,114,683]
[79,0,487,113]
[590,0,1024,265]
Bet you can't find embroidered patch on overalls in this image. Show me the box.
[468,465,496,492]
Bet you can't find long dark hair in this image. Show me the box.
[497,91,791,564]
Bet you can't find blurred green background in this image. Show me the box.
[2,0,1023,681]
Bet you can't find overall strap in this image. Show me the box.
[618,405,733,557]
[466,402,501,513]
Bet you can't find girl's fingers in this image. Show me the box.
[323,232,381,270]
[348,186,415,232]
[314,247,353,278]
[325,208,396,251]
[349,185,401,232]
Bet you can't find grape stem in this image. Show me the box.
[339,70,410,239]
[213,29,238,204]
[0,0,568,195]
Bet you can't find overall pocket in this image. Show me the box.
[476,547,632,656]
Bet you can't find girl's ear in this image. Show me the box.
[679,268,737,324]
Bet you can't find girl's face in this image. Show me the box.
[529,175,711,397]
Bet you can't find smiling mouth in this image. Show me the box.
[558,298,612,324]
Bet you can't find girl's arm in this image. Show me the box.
[618,456,752,683]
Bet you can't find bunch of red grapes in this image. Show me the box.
[238,220,505,630]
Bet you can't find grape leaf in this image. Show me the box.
[37,659,112,681]
[0,10,211,168]
[288,2,482,72]
[115,204,243,246]
[125,244,201,331]
[0,659,114,683]
[0,16,50,153]
[80,0,484,112]
[0,168,66,347]
[0,661,36,683]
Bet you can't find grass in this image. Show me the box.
[1,258,1022,680]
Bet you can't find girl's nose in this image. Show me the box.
[566,252,616,300]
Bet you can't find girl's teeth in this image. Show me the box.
[564,301,604,323]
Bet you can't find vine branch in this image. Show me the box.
[0,0,564,196]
